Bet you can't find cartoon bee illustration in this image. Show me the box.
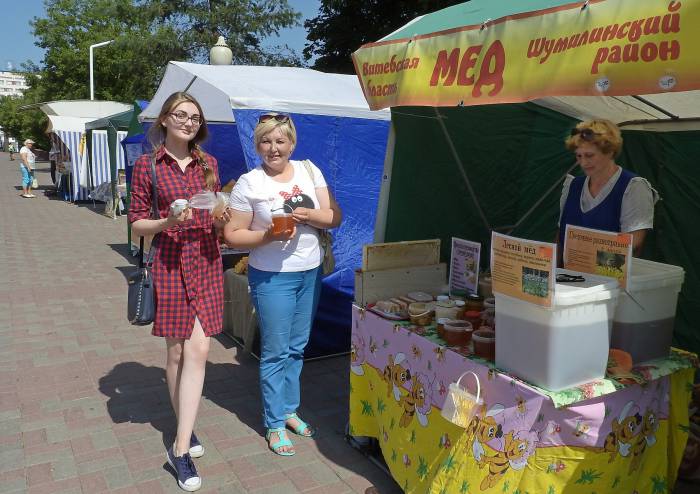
[439,433,451,449]
[433,346,446,362]
[573,420,590,438]
[487,368,497,381]
[368,336,378,354]
[350,336,365,376]
[603,400,642,462]
[437,381,447,397]
[393,324,402,333]
[399,373,432,427]
[411,344,422,361]
[628,406,660,474]
[382,353,410,402]
[466,404,505,461]
[478,431,535,491]
[515,395,527,418]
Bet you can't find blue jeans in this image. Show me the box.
[20,165,33,186]
[247,266,322,429]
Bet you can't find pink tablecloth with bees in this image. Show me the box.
[349,305,696,494]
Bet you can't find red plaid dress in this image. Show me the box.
[128,146,223,339]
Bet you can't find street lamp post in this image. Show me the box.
[89,40,114,100]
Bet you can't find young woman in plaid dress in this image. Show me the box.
[128,92,230,492]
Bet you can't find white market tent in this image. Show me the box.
[531,92,700,131]
[140,61,389,122]
[32,100,132,200]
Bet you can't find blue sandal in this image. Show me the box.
[266,428,295,456]
[284,413,315,437]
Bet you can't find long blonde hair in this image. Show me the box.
[147,91,216,190]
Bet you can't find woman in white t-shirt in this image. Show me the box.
[224,113,342,456]
[19,139,37,198]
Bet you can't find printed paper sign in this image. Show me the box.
[491,232,556,308]
[124,143,143,168]
[449,237,481,296]
[564,225,632,289]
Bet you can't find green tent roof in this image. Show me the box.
[84,108,134,131]
[381,0,576,42]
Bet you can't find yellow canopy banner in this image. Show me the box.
[351,0,700,110]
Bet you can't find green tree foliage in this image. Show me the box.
[0,0,301,146]
[304,0,466,74]
[0,95,48,148]
[28,0,301,103]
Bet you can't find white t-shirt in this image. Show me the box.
[19,146,36,168]
[558,167,659,232]
[228,160,328,272]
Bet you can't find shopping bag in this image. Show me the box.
[441,371,483,428]
[301,159,336,275]
[31,177,38,188]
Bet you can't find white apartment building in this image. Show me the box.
[0,71,29,96]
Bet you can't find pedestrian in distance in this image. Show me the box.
[9,142,15,160]
[19,139,36,198]
[224,113,342,456]
[128,92,231,492]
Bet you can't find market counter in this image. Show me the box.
[349,305,696,493]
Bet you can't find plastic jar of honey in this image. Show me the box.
[464,293,484,312]
[463,310,482,331]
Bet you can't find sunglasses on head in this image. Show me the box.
[570,127,600,141]
[258,114,290,124]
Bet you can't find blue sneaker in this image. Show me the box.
[189,432,204,458]
[166,446,201,492]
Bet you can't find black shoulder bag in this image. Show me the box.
[127,158,159,325]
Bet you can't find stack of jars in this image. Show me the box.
[436,292,496,361]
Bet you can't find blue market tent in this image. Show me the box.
[141,62,391,357]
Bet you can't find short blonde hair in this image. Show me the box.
[565,119,623,156]
[253,113,297,153]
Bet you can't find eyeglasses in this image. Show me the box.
[170,111,202,125]
[258,114,290,124]
[570,127,600,141]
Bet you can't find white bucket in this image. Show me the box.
[495,269,619,391]
[611,258,684,363]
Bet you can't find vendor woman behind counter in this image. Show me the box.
[557,119,659,263]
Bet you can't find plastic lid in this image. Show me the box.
[472,329,495,341]
[553,269,620,306]
[454,300,465,307]
[436,295,450,302]
[626,257,685,292]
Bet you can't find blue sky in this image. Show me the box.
[0,0,320,71]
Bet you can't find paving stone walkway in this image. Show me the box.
[0,153,400,494]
